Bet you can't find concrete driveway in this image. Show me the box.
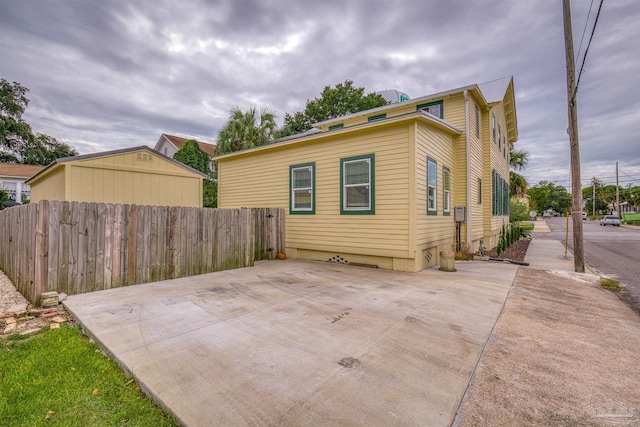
[64,259,517,427]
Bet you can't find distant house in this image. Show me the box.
[154,133,217,178]
[0,163,45,203]
[27,146,207,207]
[214,77,517,272]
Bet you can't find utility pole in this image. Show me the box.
[563,0,585,272]
[616,161,620,216]
[592,177,596,217]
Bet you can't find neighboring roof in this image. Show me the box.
[26,146,208,184]
[158,133,216,157]
[0,163,45,179]
[214,111,462,162]
[478,77,512,103]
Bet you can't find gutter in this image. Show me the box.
[464,90,472,248]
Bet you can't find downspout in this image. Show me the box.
[464,91,472,248]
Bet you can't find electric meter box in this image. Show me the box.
[454,206,466,222]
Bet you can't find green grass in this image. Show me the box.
[0,326,179,426]
[514,221,534,231]
[600,277,623,293]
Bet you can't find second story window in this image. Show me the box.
[417,101,444,119]
[491,114,496,141]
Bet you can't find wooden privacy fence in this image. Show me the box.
[0,201,285,304]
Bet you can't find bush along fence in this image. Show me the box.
[0,201,285,304]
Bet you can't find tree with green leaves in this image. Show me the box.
[173,139,217,208]
[278,80,388,137]
[509,149,529,197]
[1,78,77,165]
[527,181,572,214]
[215,106,276,156]
[173,139,210,174]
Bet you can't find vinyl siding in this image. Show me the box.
[414,122,456,255]
[219,124,412,258]
[483,103,512,248]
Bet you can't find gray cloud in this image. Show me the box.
[1,0,638,190]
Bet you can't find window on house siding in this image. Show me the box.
[329,124,344,130]
[498,124,502,149]
[477,178,482,204]
[491,114,496,142]
[427,157,437,215]
[443,167,451,215]
[491,170,509,216]
[341,154,374,214]
[0,181,17,201]
[290,163,315,214]
[475,105,480,137]
[367,114,386,122]
[417,100,444,119]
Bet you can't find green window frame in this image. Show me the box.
[492,169,497,215]
[443,166,451,215]
[289,162,315,214]
[417,100,444,119]
[491,114,496,141]
[367,114,386,122]
[329,124,344,131]
[475,105,480,137]
[477,178,482,204]
[340,154,375,215]
[427,157,437,215]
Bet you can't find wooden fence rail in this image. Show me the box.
[0,201,285,304]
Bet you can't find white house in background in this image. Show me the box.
[154,133,217,178]
[0,163,45,203]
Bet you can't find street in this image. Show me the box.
[537,217,640,311]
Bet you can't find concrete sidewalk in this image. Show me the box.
[524,238,574,271]
[65,259,518,427]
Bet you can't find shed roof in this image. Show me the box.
[26,146,208,184]
[0,163,45,179]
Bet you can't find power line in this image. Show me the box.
[576,0,595,63]
[572,0,605,102]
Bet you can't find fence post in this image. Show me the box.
[34,200,49,305]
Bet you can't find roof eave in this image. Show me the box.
[214,112,461,162]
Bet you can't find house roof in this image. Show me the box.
[312,83,487,128]
[158,134,216,156]
[214,110,462,161]
[26,146,208,184]
[478,77,512,103]
[0,163,45,179]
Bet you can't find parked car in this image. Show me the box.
[599,215,621,226]
[582,212,587,220]
[543,212,551,218]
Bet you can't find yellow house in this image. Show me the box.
[27,146,207,207]
[215,77,517,272]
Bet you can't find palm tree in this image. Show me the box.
[215,106,277,155]
[510,149,529,171]
[509,149,529,197]
[510,171,529,197]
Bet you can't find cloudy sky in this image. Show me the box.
[1,1,638,190]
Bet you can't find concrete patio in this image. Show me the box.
[64,259,518,426]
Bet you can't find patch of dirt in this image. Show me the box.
[486,239,531,262]
[456,268,640,426]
